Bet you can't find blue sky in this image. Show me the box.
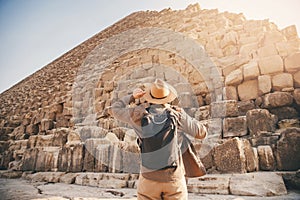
[0,0,299,93]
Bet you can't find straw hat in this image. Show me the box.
[143,79,178,104]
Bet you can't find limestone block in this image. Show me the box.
[40,119,54,132]
[75,172,103,187]
[35,147,60,172]
[218,55,249,76]
[222,45,238,56]
[250,132,279,147]
[246,109,277,136]
[243,61,259,81]
[25,172,66,183]
[59,173,78,184]
[223,86,238,100]
[220,31,238,48]
[257,145,275,170]
[35,134,54,147]
[22,148,38,171]
[293,71,300,87]
[261,31,285,46]
[10,125,25,140]
[237,100,256,116]
[84,138,111,172]
[258,55,283,75]
[223,116,247,138]
[57,147,72,172]
[95,144,110,172]
[229,172,287,196]
[66,131,81,146]
[284,52,300,72]
[293,88,300,105]
[258,75,271,95]
[242,139,259,172]
[278,119,300,129]
[70,144,84,172]
[187,174,231,194]
[25,124,39,135]
[239,42,258,57]
[272,73,293,91]
[214,137,246,173]
[269,106,298,121]
[281,25,298,40]
[262,92,294,108]
[237,79,258,101]
[203,118,222,143]
[257,44,278,58]
[276,128,300,170]
[225,68,243,86]
[193,82,209,96]
[211,100,239,118]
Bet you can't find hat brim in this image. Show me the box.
[143,82,177,104]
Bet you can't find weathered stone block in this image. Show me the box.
[187,174,231,194]
[293,88,300,105]
[293,71,300,87]
[243,61,259,81]
[220,31,238,48]
[261,31,285,46]
[262,92,294,108]
[276,128,300,170]
[211,100,239,118]
[258,75,271,95]
[284,52,300,72]
[223,116,247,138]
[269,106,299,121]
[59,172,78,184]
[225,69,243,86]
[272,73,293,91]
[25,124,39,135]
[223,86,238,100]
[35,147,60,172]
[257,44,278,58]
[214,137,246,173]
[278,119,300,129]
[257,145,275,171]
[239,42,258,57]
[250,132,280,147]
[40,119,54,132]
[237,79,258,101]
[246,109,277,136]
[243,139,259,172]
[237,100,256,116]
[258,55,283,75]
[229,172,287,196]
[281,25,298,39]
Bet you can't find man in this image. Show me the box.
[109,78,207,200]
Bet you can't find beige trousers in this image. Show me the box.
[137,174,188,200]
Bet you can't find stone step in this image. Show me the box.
[0,170,292,197]
[187,172,288,196]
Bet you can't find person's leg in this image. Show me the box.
[161,176,188,200]
[137,175,163,200]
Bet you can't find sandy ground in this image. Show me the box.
[0,178,299,200]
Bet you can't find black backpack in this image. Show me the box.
[139,107,179,170]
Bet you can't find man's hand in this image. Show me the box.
[133,88,146,99]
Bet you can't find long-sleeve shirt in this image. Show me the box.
[111,95,207,140]
[110,94,207,182]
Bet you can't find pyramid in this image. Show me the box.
[0,4,299,178]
